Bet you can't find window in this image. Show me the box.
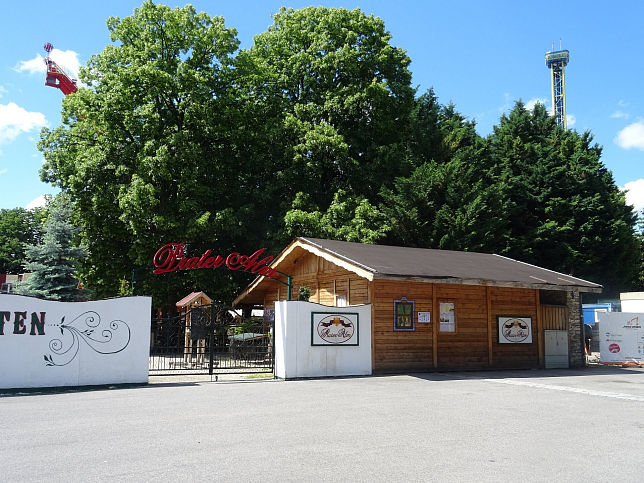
[394,297,415,331]
[439,302,456,333]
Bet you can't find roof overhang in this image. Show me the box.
[233,239,376,306]
[233,238,603,306]
[371,274,603,293]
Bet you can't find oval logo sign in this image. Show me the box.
[609,343,620,353]
[317,315,355,344]
[501,318,530,343]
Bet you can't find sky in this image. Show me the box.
[1,0,642,213]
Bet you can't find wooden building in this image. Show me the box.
[234,238,602,372]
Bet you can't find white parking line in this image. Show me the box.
[486,378,644,402]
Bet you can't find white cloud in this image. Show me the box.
[615,121,644,150]
[15,54,45,75]
[0,102,48,144]
[0,168,7,175]
[566,114,576,127]
[0,86,7,98]
[622,179,644,213]
[525,98,547,111]
[610,110,629,119]
[15,49,81,79]
[25,195,48,210]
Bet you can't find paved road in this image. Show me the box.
[1,366,643,482]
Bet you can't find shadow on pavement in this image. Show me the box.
[405,365,644,382]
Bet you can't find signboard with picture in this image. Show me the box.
[311,312,359,346]
[599,312,643,364]
[498,316,533,344]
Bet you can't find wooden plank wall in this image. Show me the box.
[263,251,368,307]
[372,280,434,372]
[489,287,539,368]
[540,304,568,330]
[371,281,541,372]
[436,284,489,370]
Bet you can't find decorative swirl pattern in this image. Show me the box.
[44,311,131,367]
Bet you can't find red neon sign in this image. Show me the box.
[153,243,279,279]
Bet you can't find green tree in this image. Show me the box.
[241,6,416,214]
[16,195,87,301]
[488,101,639,294]
[0,206,47,274]
[39,1,244,306]
[377,94,504,251]
[284,190,389,243]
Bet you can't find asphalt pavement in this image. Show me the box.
[1,366,643,482]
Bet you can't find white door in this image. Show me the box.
[544,330,569,368]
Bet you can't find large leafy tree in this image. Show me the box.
[378,93,505,251]
[39,2,246,306]
[240,6,416,219]
[0,206,47,274]
[16,195,86,301]
[488,102,639,294]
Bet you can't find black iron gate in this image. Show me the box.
[149,304,274,376]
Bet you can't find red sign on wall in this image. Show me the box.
[153,243,279,279]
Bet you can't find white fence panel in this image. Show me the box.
[0,295,151,389]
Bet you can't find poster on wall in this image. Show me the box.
[439,302,455,332]
[311,312,359,346]
[599,312,643,364]
[418,312,431,323]
[498,316,533,344]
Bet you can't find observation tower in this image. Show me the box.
[545,46,569,130]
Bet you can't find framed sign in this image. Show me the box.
[394,298,415,331]
[498,316,533,344]
[418,312,431,323]
[311,312,359,346]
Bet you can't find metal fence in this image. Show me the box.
[149,304,273,376]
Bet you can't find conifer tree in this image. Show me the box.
[17,195,87,301]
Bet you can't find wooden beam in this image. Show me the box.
[368,280,375,373]
[487,286,493,367]
[333,279,337,306]
[536,289,544,368]
[432,283,438,369]
[373,274,602,293]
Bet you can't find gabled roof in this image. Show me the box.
[234,237,602,305]
[298,238,601,289]
[176,291,212,308]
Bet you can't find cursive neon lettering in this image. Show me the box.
[153,243,280,280]
[196,250,212,268]
[153,243,185,274]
